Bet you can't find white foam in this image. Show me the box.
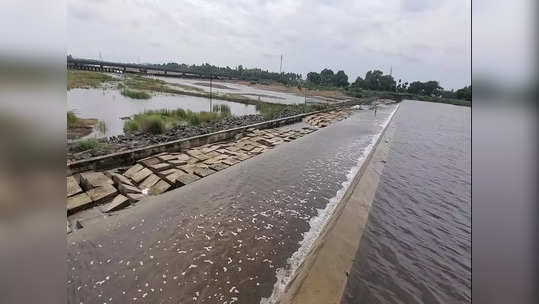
[260,105,399,304]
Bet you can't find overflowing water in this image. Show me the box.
[341,100,471,303]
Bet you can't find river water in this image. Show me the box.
[341,100,471,303]
[67,105,398,304]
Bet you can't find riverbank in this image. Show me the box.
[277,106,397,303]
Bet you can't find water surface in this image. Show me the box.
[342,100,471,304]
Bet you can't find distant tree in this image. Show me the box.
[440,89,457,99]
[306,72,321,85]
[320,68,335,86]
[351,76,366,89]
[363,70,384,90]
[456,85,472,101]
[380,74,396,91]
[332,70,349,87]
[407,81,424,94]
[423,80,442,96]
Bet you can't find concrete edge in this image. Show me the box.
[67,108,336,175]
[277,105,400,303]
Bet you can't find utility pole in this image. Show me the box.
[209,73,213,112]
[279,54,283,74]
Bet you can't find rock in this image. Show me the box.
[80,172,114,190]
[67,176,83,197]
[131,168,153,183]
[139,174,160,189]
[124,164,144,179]
[175,173,201,186]
[67,221,72,234]
[67,192,92,214]
[118,183,142,195]
[149,180,171,195]
[101,194,130,213]
[209,163,229,171]
[87,184,118,204]
[157,154,177,161]
[193,167,216,178]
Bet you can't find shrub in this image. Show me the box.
[72,138,99,152]
[121,88,151,99]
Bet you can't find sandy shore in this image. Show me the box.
[278,107,398,304]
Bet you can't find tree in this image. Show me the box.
[407,81,424,94]
[320,68,335,86]
[423,81,442,96]
[380,74,396,91]
[456,85,472,101]
[306,72,321,85]
[333,70,349,87]
[351,76,365,89]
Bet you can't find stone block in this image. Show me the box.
[193,167,216,178]
[101,194,130,213]
[67,192,92,214]
[110,172,133,186]
[149,180,171,195]
[118,183,142,195]
[67,176,82,197]
[222,157,240,166]
[139,157,160,166]
[175,173,200,186]
[131,168,152,183]
[159,168,179,177]
[149,162,173,172]
[126,193,145,202]
[178,164,197,175]
[169,159,188,165]
[164,170,183,184]
[209,163,230,171]
[235,153,251,161]
[87,184,118,204]
[157,154,177,161]
[124,164,144,179]
[80,172,114,190]
[139,174,160,189]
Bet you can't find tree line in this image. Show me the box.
[306,68,471,101]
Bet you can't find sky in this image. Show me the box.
[67,0,472,90]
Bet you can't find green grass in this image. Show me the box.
[124,108,231,134]
[121,88,151,99]
[67,70,114,90]
[212,104,231,116]
[67,111,80,128]
[255,103,328,120]
[72,138,99,152]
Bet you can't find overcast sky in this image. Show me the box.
[67,0,471,90]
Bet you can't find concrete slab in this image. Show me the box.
[124,164,144,179]
[139,174,160,189]
[150,162,174,172]
[209,163,230,171]
[193,167,216,178]
[101,194,130,213]
[80,172,114,190]
[175,173,201,186]
[110,172,133,186]
[178,164,197,175]
[157,154,177,161]
[87,185,118,204]
[67,176,83,197]
[149,180,171,195]
[139,157,160,166]
[126,193,145,202]
[222,157,240,166]
[67,192,92,214]
[169,159,188,166]
[131,168,152,183]
[118,183,142,195]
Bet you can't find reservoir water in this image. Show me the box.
[341,100,471,303]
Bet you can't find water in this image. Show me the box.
[152,76,322,105]
[67,88,258,138]
[67,105,397,304]
[341,100,471,303]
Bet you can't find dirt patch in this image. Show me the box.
[237,81,350,102]
[67,118,98,140]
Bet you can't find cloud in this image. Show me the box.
[67,0,471,89]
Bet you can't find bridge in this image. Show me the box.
[67,57,239,80]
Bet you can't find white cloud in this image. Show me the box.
[68,0,471,89]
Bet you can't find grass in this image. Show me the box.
[346,89,471,107]
[255,103,328,120]
[67,111,97,128]
[121,88,151,99]
[71,138,100,152]
[124,108,231,134]
[212,104,231,116]
[67,70,114,90]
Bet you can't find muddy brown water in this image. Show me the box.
[67,105,396,304]
[341,100,471,304]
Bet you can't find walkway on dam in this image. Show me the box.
[67,104,397,304]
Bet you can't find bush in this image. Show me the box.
[72,138,99,152]
[121,88,151,99]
